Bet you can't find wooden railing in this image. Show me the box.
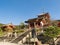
[10,29,32,43]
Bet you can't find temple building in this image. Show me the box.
[25,13,51,29]
[1,23,15,32]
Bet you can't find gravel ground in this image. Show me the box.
[0,42,18,45]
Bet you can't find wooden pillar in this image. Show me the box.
[39,21,41,27]
[34,22,36,28]
[28,23,31,29]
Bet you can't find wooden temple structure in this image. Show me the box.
[25,13,51,29]
[1,23,15,32]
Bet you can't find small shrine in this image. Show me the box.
[1,23,15,32]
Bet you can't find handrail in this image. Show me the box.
[10,29,32,43]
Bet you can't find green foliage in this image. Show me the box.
[0,28,5,37]
[18,30,24,33]
[0,23,4,26]
[14,30,24,33]
[44,26,60,38]
[0,23,4,31]
[15,25,20,30]
[0,31,4,37]
[0,28,2,31]
[20,22,25,29]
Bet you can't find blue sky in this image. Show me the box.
[0,0,60,25]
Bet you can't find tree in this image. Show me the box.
[44,26,60,45]
[44,26,60,37]
[20,22,25,29]
[15,25,20,30]
[0,23,4,31]
[0,23,4,26]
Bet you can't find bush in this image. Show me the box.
[14,30,24,33]
[44,26,60,38]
